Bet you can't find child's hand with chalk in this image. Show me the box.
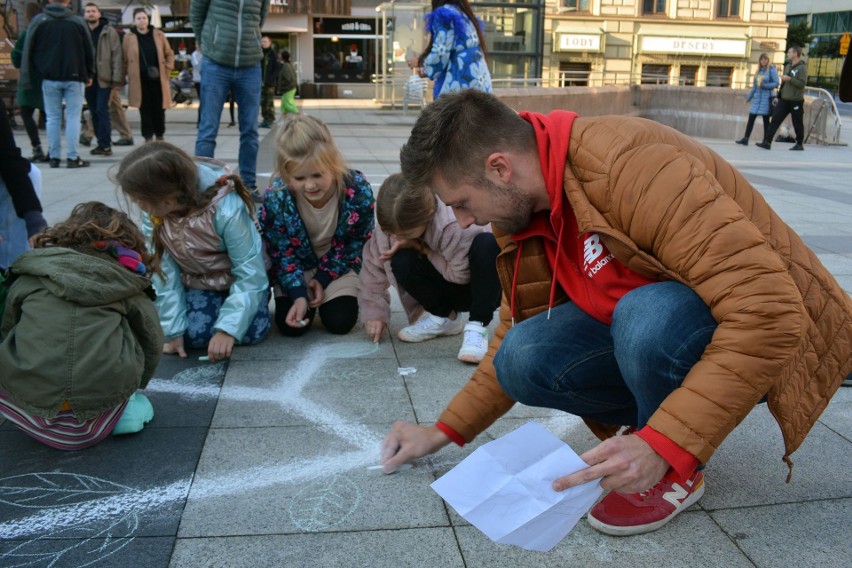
[364,320,386,343]
[285,297,311,329]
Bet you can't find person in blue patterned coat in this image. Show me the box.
[259,115,375,336]
[410,0,491,99]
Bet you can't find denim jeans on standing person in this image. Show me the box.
[42,80,84,160]
[494,281,718,429]
[195,56,261,188]
[85,83,112,149]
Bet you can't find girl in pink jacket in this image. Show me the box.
[358,173,500,363]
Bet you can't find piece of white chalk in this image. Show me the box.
[299,319,309,327]
[367,463,413,472]
[198,356,210,361]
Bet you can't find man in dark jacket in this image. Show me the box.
[21,0,94,169]
[259,36,281,128]
[756,45,809,151]
[191,0,269,191]
[84,2,124,157]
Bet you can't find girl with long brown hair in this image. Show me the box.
[115,142,270,363]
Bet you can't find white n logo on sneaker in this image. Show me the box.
[662,483,689,507]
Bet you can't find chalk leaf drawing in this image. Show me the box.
[0,473,133,509]
[171,361,227,385]
[0,514,137,568]
[0,473,140,567]
[288,473,362,532]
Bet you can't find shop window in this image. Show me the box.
[559,62,591,86]
[679,65,698,86]
[810,11,852,34]
[314,38,373,83]
[706,66,732,87]
[717,0,740,18]
[563,0,590,12]
[641,64,670,84]
[643,0,666,16]
[475,2,544,83]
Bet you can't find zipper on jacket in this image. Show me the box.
[235,0,245,67]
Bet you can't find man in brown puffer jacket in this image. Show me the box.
[381,90,852,537]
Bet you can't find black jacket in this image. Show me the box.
[262,47,282,87]
[0,98,42,224]
[25,4,93,83]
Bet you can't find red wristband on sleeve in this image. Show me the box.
[635,426,699,482]
[435,421,466,447]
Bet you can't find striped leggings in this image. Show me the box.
[0,390,128,450]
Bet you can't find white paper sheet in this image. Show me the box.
[431,421,603,552]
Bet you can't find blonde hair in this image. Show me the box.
[112,141,255,265]
[274,115,348,193]
[376,173,437,235]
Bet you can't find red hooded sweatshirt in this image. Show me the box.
[509,110,697,481]
[512,110,655,325]
[439,110,698,481]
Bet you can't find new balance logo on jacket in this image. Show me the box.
[583,233,614,277]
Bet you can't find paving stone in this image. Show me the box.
[453,511,753,568]
[710,499,852,568]
[212,357,415,428]
[170,528,464,568]
[177,425,449,538]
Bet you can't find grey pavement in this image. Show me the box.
[0,100,850,568]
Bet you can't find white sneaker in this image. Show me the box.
[457,321,489,363]
[398,313,465,343]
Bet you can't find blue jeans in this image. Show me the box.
[85,83,112,149]
[195,57,261,188]
[42,80,85,160]
[494,282,718,428]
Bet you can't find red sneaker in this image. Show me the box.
[587,469,704,536]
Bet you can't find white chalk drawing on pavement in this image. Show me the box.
[0,342,390,564]
[288,473,363,531]
[0,472,189,568]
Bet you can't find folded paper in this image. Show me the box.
[431,421,603,552]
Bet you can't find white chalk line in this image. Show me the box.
[1,341,390,541]
[145,379,221,399]
[0,480,191,540]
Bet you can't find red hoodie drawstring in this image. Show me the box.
[547,219,565,320]
[510,242,523,326]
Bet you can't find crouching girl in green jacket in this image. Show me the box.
[0,202,163,449]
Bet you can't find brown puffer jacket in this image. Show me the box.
[438,116,852,474]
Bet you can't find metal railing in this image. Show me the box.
[804,86,844,145]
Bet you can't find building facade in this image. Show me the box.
[130,0,797,97]
[544,0,790,89]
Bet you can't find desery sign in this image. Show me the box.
[641,35,748,57]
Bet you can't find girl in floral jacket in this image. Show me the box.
[260,115,375,336]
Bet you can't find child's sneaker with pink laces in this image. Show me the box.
[587,469,704,535]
